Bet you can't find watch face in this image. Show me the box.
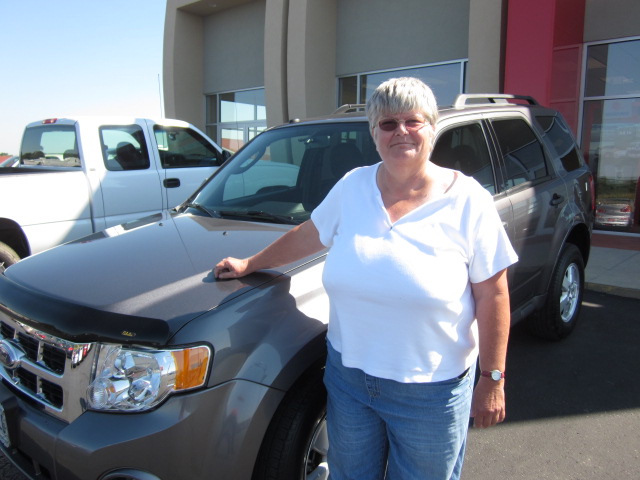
[491,370,502,381]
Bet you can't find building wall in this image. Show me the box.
[584,0,640,42]
[163,4,204,127]
[335,0,470,77]
[163,0,640,128]
[286,0,337,122]
[466,0,507,93]
[203,1,265,94]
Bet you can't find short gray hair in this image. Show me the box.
[365,77,439,130]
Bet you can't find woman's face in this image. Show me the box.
[372,110,435,168]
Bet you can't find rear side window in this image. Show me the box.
[20,125,81,167]
[491,118,549,189]
[536,115,583,172]
[154,126,223,168]
[432,122,496,194]
[100,125,151,171]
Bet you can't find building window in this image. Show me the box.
[338,61,467,108]
[206,88,267,153]
[580,37,640,233]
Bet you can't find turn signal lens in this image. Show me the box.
[173,346,210,390]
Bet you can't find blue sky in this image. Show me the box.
[0,0,167,154]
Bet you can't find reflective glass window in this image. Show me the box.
[206,88,267,154]
[585,40,640,97]
[338,61,466,108]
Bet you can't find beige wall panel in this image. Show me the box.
[336,0,469,76]
[466,0,507,93]
[584,0,640,42]
[203,1,266,94]
[163,6,205,127]
[287,0,337,121]
[264,0,289,126]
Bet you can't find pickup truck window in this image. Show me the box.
[491,118,549,189]
[20,125,81,167]
[100,125,151,171]
[154,126,222,169]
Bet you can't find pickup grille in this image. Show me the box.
[0,314,97,423]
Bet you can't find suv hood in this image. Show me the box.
[1,211,318,345]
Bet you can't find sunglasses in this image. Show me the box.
[377,118,428,132]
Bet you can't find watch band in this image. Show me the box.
[480,370,505,381]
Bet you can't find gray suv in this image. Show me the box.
[0,95,593,480]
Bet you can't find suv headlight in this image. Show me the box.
[86,344,211,412]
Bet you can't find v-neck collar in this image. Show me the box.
[372,163,459,227]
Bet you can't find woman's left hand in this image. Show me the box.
[470,377,506,428]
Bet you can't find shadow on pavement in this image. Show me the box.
[504,289,640,422]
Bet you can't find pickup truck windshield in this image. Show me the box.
[189,122,381,225]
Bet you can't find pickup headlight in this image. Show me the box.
[86,344,211,412]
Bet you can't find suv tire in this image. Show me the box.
[253,368,328,480]
[527,243,584,340]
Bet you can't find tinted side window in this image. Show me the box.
[536,115,582,172]
[154,126,223,168]
[432,122,496,194]
[492,119,549,189]
[100,125,151,171]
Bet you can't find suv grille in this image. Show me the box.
[0,314,97,423]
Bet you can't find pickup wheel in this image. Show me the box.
[0,242,20,272]
[253,368,328,480]
[528,243,584,340]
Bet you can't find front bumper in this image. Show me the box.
[0,378,283,480]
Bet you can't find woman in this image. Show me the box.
[215,77,518,480]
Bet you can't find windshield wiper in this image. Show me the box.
[183,202,221,218]
[218,210,296,225]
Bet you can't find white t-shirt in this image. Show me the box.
[311,163,518,383]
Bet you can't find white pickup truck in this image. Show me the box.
[0,116,229,269]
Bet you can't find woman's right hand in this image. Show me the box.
[213,257,251,279]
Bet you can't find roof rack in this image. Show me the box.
[333,104,366,114]
[453,94,539,108]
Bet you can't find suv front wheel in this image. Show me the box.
[528,243,584,340]
[253,368,328,480]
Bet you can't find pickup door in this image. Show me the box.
[92,121,225,229]
[152,123,226,208]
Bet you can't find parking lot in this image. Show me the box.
[463,289,640,479]
[0,288,637,479]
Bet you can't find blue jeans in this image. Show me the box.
[324,342,474,480]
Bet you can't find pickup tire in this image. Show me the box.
[0,242,20,272]
[253,368,328,480]
[528,243,584,340]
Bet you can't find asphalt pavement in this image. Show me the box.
[463,289,640,480]
[463,231,640,480]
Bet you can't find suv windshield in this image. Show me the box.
[189,122,381,224]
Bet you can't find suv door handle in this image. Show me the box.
[550,193,564,207]
[164,178,181,188]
